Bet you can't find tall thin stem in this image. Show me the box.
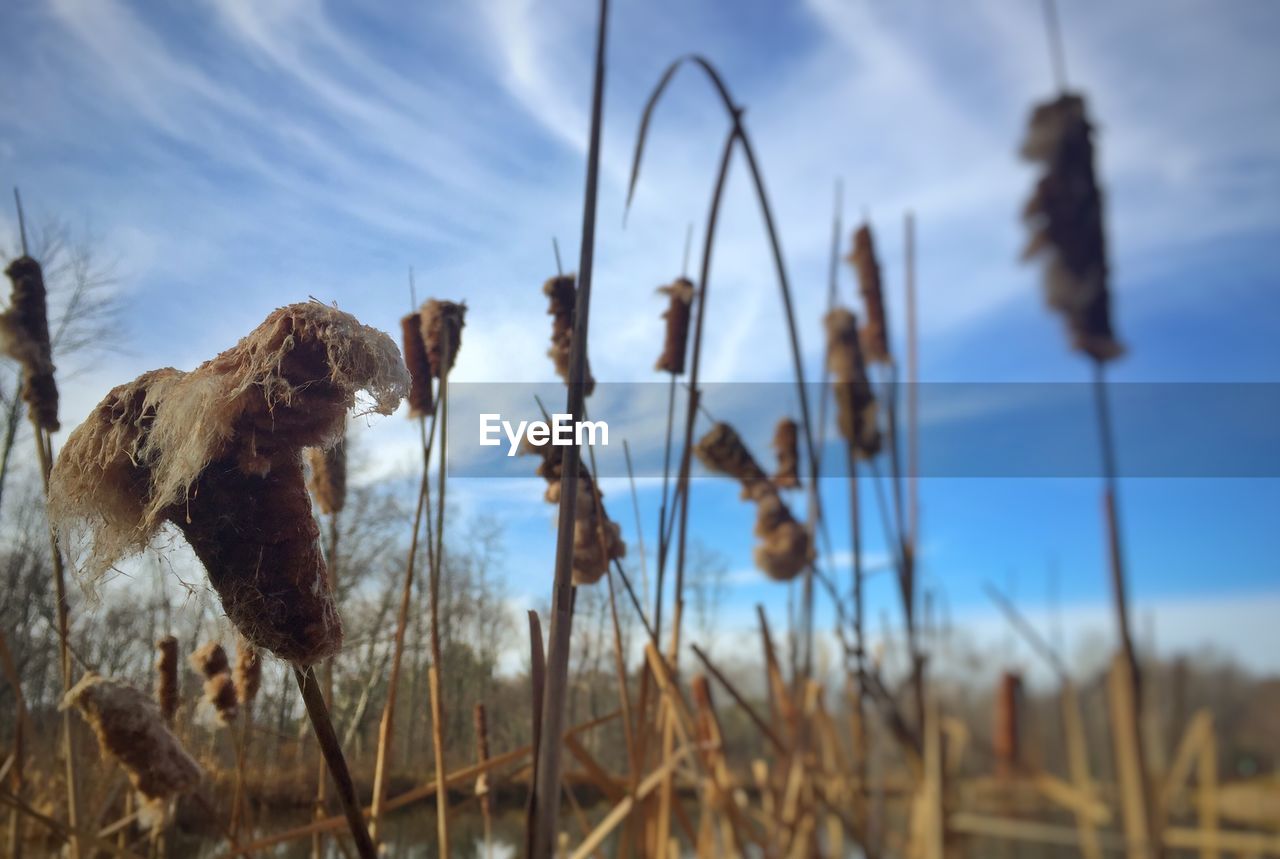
[530,1,608,852]
[293,668,376,859]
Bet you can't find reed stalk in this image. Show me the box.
[529,0,609,853]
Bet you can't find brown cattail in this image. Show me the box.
[694,422,770,501]
[204,673,238,726]
[62,674,202,807]
[993,670,1024,777]
[696,422,812,581]
[156,635,179,725]
[1020,94,1123,362]
[524,442,625,585]
[234,640,262,707]
[189,641,229,679]
[825,308,881,459]
[50,302,409,666]
[543,274,595,395]
[771,417,800,490]
[654,277,694,375]
[420,299,466,379]
[401,311,433,416]
[846,224,890,365]
[1,255,59,431]
[306,434,346,516]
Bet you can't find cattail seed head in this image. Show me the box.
[189,641,229,679]
[771,417,800,490]
[51,302,409,666]
[824,308,881,459]
[993,670,1024,777]
[234,640,262,707]
[420,299,466,379]
[1020,94,1123,362]
[62,674,202,806]
[401,311,433,417]
[695,422,770,501]
[1,255,59,431]
[696,422,812,581]
[306,434,346,516]
[524,443,625,585]
[544,274,596,395]
[156,635,179,725]
[846,224,890,365]
[654,277,695,375]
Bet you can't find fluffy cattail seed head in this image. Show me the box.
[655,277,694,375]
[544,275,596,395]
[825,308,881,459]
[401,311,433,417]
[1020,94,1123,362]
[203,673,238,726]
[51,302,409,666]
[189,641,229,679]
[696,423,812,581]
[846,224,890,365]
[155,635,179,725]
[695,422,770,501]
[420,299,466,379]
[1,255,59,431]
[306,435,346,516]
[234,640,262,707]
[524,443,624,585]
[62,674,202,806]
[771,418,800,490]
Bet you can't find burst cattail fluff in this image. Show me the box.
[62,674,202,811]
[306,434,346,516]
[1,255,59,430]
[544,275,595,395]
[525,442,625,586]
[401,311,433,417]
[420,299,466,379]
[190,641,229,679]
[846,224,890,365]
[234,640,262,706]
[1020,94,1123,362]
[654,277,694,375]
[771,417,800,490]
[50,302,409,666]
[696,422,812,581]
[825,308,881,459]
[156,635,179,725]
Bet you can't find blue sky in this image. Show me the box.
[2,0,1278,680]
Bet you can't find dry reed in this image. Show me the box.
[544,274,596,395]
[825,308,881,459]
[50,302,408,666]
[1,255,59,431]
[156,635,179,725]
[771,417,800,490]
[1020,93,1123,362]
[61,674,202,813]
[696,422,811,581]
[847,224,890,365]
[654,277,694,374]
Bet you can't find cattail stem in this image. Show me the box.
[370,393,440,842]
[428,335,451,858]
[530,0,608,854]
[293,667,376,859]
[29,414,81,859]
